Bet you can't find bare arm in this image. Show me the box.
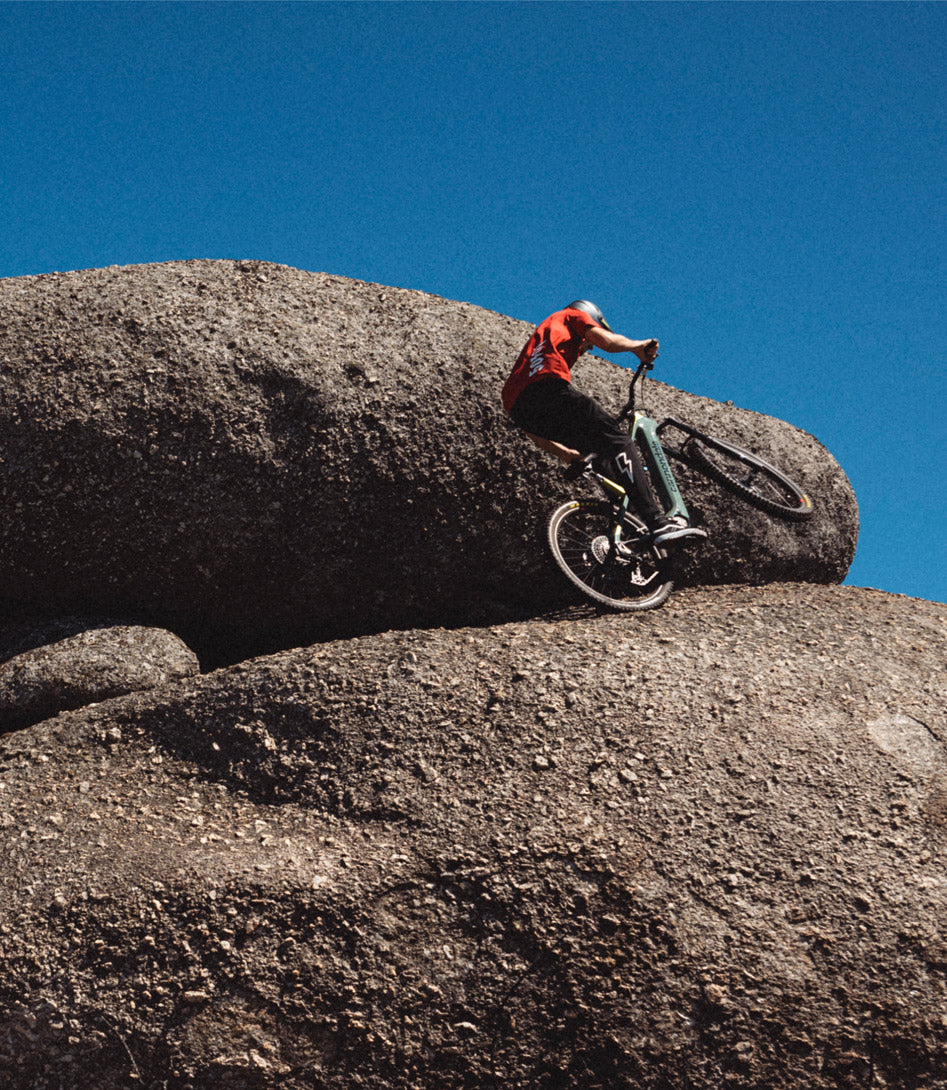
[586,326,658,363]
[524,432,582,464]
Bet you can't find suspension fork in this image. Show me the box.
[594,472,635,550]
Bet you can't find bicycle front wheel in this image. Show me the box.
[547,500,673,611]
[685,436,814,521]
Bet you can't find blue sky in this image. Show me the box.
[2,1,944,604]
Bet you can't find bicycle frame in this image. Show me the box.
[594,413,690,524]
[592,359,691,527]
[599,360,813,526]
[546,357,812,612]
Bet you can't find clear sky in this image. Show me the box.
[2,2,944,604]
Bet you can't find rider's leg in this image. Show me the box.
[602,435,664,525]
[510,378,665,526]
[523,432,582,464]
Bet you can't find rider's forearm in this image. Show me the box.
[586,328,657,357]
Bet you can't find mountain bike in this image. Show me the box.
[546,359,813,611]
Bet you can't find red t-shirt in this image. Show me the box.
[501,308,598,413]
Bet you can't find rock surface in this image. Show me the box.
[0,620,199,731]
[0,261,857,664]
[0,583,944,1089]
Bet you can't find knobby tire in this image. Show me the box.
[685,436,814,521]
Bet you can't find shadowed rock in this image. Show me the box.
[0,584,942,1089]
[0,621,199,730]
[0,260,857,663]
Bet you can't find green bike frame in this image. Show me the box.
[596,410,690,526]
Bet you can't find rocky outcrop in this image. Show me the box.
[0,621,199,730]
[0,261,857,664]
[0,583,943,1089]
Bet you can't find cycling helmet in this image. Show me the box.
[566,300,612,331]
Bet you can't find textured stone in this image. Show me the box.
[0,583,943,1089]
[0,620,199,730]
[0,260,857,663]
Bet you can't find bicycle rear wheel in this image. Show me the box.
[685,436,814,521]
[547,500,673,611]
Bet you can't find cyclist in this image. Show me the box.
[502,301,704,545]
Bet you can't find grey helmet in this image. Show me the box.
[566,300,612,331]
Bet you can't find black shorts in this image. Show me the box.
[508,376,630,459]
[509,376,663,524]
